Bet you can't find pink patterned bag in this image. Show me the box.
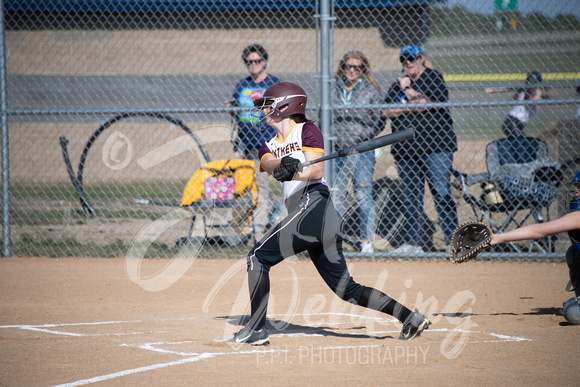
[203,176,235,201]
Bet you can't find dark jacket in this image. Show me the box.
[384,68,457,161]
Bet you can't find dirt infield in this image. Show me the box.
[1,257,578,386]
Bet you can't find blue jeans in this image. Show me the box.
[333,151,376,241]
[396,152,458,246]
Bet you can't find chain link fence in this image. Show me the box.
[2,0,579,261]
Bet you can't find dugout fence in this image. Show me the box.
[1,0,579,261]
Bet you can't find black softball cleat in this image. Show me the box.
[399,309,431,340]
[227,326,270,346]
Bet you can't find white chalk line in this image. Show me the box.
[53,352,219,387]
[0,316,530,344]
[53,347,288,387]
[56,342,390,386]
[2,315,531,385]
[0,317,530,344]
[267,327,530,343]
[472,331,531,343]
[57,328,530,387]
[0,318,194,337]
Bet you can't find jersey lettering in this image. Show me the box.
[259,122,326,200]
[272,142,301,159]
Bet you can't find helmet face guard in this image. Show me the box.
[249,82,307,130]
[249,97,275,131]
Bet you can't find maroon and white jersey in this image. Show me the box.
[258,121,326,200]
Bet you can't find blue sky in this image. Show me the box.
[444,0,580,18]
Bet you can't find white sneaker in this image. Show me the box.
[392,244,424,254]
[361,241,374,253]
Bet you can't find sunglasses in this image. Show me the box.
[245,59,263,66]
[344,64,362,72]
[400,55,421,64]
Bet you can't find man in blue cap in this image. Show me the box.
[383,44,458,254]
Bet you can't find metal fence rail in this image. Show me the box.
[2,0,579,261]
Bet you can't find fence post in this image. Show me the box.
[319,0,333,186]
[0,0,10,257]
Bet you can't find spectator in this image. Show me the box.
[225,44,281,238]
[489,70,553,138]
[383,44,458,253]
[331,51,384,253]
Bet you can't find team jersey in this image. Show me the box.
[258,121,326,201]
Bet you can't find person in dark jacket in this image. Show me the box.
[383,45,458,253]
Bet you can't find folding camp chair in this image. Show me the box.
[176,159,258,248]
[453,136,563,253]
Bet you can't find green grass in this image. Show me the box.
[10,182,82,201]
[7,236,173,258]
[10,210,85,227]
[10,180,186,201]
[83,180,187,202]
[426,6,580,76]
[9,180,187,228]
[4,236,246,259]
[435,51,580,77]
[430,6,580,38]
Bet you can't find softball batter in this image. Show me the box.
[227,82,430,345]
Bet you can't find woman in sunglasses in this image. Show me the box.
[225,44,282,238]
[331,51,384,253]
[383,44,458,254]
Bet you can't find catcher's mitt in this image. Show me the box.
[449,222,493,264]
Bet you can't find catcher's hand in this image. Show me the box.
[272,156,301,182]
[449,222,493,264]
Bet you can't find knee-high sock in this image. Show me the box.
[247,269,270,330]
[358,286,412,323]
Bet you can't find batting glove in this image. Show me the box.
[273,156,301,182]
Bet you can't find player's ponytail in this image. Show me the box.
[289,114,309,123]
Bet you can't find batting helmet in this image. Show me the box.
[563,297,580,325]
[526,70,543,85]
[253,82,307,118]
[569,171,580,213]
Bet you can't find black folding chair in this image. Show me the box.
[453,136,563,253]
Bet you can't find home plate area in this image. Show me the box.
[0,310,539,386]
[3,311,530,355]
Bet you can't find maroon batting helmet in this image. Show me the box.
[253,82,307,118]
